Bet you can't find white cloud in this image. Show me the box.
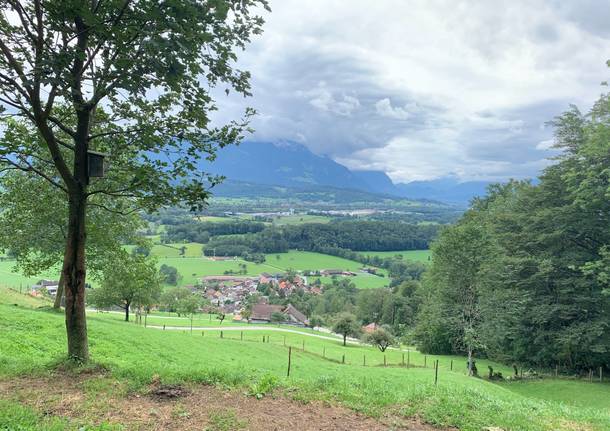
[212,0,610,181]
[375,98,417,120]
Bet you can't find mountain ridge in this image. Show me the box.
[205,141,493,204]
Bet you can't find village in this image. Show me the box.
[29,267,371,328]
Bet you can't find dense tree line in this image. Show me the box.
[413,98,610,372]
[162,221,266,244]
[201,221,438,256]
[203,229,290,256]
[281,221,439,251]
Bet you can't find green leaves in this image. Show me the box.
[414,91,610,370]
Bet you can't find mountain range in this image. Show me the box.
[205,141,494,205]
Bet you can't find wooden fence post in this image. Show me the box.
[220,330,223,339]
[407,350,410,368]
[342,354,345,364]
[163,324,165,330]
[402,353,405,366]
[363,354,366,366]
[600,367,603,383]
[287,347,292,377]
[240,331,243,341]
[434,360,439,385]
[450,360,453,371]
[424,355,427,368]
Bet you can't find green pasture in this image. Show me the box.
[0,260,57,289]
[358,249,431,263]
[0,303,608,430]
[154,251,387,288]
[271,214,333,225]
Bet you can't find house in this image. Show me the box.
[283,304,309,326]
[201,276,254,283]
[361,267,378,275]
[320,269,345,276]
[249,301,309,326]
[32,280,59,296]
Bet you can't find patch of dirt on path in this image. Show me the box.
[0,375,446,431]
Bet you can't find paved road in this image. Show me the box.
[147,324,362,345]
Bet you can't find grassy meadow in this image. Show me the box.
[151,250,389,289]
[358,249,432,263]
[0,249,391,290]
[0,300,608,431]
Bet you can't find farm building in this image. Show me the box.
[31,280,60,296]
[249,302,309,326]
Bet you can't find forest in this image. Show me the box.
[166,220,443,257]
[412,100,610,371]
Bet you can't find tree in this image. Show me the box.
[159,264,180,286]
[411,87,610,372]
[270,311,285,325]
[332,313,361,347]
[0,171,143,309]
[216,312,226,325]
[363,327,395,352]
[0,0,269,362]
[414,221,489,376]
[88,253,161,322]
[241,308,252,323]
[160,286,192,316]
[308,315,324,331]
[177,292,204,333]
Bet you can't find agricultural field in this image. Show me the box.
[0,285,51,308]
[154,250,388,288]
[0,302,608,430]
[359,249,432,263]
[1,250,392,291]
[270,214,333,225]
[0,260,57,289]
[150,242,204,258]
[0,251,389,291]
[194,215,234,223]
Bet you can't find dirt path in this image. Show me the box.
[0,375,442,431]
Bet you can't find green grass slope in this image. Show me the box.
[0,304,608,430]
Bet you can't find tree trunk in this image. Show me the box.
[53,271,65,309]
[467,348,474,376]
[62,191,89,362]
[343,334,347,346]
[125,302,130,322]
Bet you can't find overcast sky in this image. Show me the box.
[215,0,610,182]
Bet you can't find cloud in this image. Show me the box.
[375,98,417,120]
[212,0,610,182]
[301,83,361,116]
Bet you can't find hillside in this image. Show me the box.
[1,304,609,430]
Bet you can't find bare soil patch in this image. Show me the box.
[0,374,446,431]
